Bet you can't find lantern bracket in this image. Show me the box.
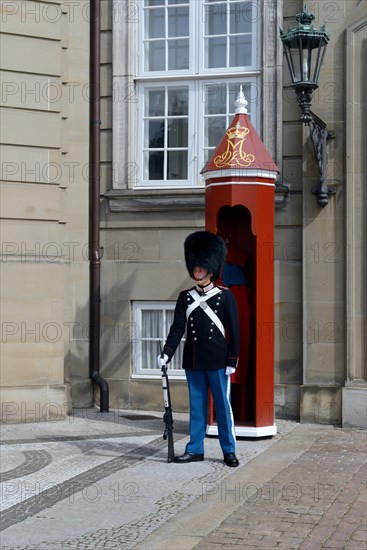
[307,111,336,207]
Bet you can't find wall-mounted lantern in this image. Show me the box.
[280,7,335,207]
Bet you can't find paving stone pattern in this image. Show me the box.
[194,428,367,550]
[1,411,366,550]
[0,451,52,482]
[0,436,164,531]
[0,412,296,549]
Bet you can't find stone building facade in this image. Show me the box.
[0,0,366,428]
[1,0,91,421]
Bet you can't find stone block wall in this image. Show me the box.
[0,1,90,421]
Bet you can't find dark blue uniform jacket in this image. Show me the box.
[163,285,240,371]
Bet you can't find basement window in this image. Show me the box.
[132,301,185,379]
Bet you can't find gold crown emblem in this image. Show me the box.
[226,121,250,140]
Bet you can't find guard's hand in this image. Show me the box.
[157,354,169,368]
[225,366,236,376]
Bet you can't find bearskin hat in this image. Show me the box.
[184,231,226,280]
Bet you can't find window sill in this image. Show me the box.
[131,373,186,381]
[105,185,289,213]
[105,188,205,213]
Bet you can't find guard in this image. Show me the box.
[157,231,240,467]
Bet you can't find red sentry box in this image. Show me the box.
[201,92,279,437]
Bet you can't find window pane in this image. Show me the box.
[168,88,188,115]
[168,119,188,147]
[206,7,227,35]
[146,41,165,71]
[206,37,226,68]
[133,304,185,375]
[145,8,165,39]
[147,120,165,148]
[204,84,226,114]
[230,2,252,34]
[203,149,212,163]
[168,7,189,37]
[142,341,161,369]
[168,39,189,70]
[230,35,251,67]
[146,89,165,116]
[142,310,162,337]
[147,151,164,179]
[165,310,174,334]
[167,151,188,179]
[205,116,226,147]
[143,86,190,182]
[142,2,255,76]
[165,310,184,369]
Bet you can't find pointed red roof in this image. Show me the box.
[201,89,279,175]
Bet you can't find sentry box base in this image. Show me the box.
[206,422,277,438]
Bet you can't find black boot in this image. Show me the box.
[223,453,239,467]
[174,452,204,463]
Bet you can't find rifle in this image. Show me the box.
[160,346,175,463]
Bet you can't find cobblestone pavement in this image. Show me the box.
[0,409,365,550]
[192,427,366,550]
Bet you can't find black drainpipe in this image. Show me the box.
[89,0,109,412]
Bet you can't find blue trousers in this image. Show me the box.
[185,368,236,455]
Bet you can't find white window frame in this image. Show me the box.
[198,78,258,170]
[138,0,194,78]
[135,0,261,189]
[198,0,260,74]
[138,0,259,77]
[112,1,283,191]
[136,81,197,188]
[132,301,186,379]
[136,76,259,188]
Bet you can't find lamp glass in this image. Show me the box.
[280,8,330,88]
[284,35,328,87]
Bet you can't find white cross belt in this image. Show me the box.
[186,288,225,338]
